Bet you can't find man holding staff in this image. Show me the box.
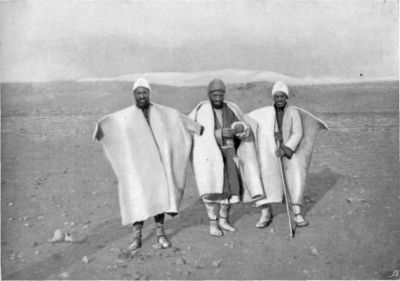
[248,81,328,230]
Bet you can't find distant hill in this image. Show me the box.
[1,80,398,117]
[77,69,398,87]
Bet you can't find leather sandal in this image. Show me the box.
[218,216,236,232]
[156,227,171,249]
[256,213,273,228]
[157,235,171,249]
[209,219,223,237]
[293,213,309,227]
[128,237,141,251]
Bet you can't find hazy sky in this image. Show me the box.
[0,0,398,82]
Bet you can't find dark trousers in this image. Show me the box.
[220,147,241,199]
[133,213,165,226]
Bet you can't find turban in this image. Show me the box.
[133,77,151,92]
[271,81,289,97]
[208,78,226,94]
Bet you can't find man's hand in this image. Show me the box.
[274,132,283,142]
[222,128,236,138]
[281,145,293,159]
[275,145,294,159]
[275,148,285,158]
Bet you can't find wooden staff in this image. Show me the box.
[277,141,296,239]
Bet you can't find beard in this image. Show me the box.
[274,101,287,109]
[136,99,150,109]
[211,101,223,109]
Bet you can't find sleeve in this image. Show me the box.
[281,145,294,159]
[180,113,204,136]
[284,109,303,151]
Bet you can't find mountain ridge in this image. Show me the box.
[76,69,398,86]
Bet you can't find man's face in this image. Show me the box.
[134,87,150,108]
[273,92,287,109]
[209,91,225,109]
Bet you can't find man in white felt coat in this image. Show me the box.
[93,77,203,250]
[247,81,328,228]
[189,78,264,236]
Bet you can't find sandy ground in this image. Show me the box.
[1,81,399,279]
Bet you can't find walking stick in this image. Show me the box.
[277,142,296,239]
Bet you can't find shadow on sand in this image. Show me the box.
[167,168,341,237]
[4,167,341,280]
[166,167,342,238]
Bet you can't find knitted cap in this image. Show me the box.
[208,78,226,94]
[133,77,151,92]
[271,81,289,97]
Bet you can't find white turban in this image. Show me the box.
[133,77,151,92]
[271,81,289,97]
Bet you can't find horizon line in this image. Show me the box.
[1,68,398,85]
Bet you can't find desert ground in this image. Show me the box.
[1,80,399,280]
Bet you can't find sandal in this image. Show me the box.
[209,219,223,237]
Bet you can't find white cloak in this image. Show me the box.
[247,105,328,206]
[93,103,201,225]
[189,101,264,202]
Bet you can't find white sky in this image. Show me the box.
[0,0,398,82]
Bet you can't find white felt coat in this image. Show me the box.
[189,101,264,202]
[93,104,201,225]
[247,105,328,206]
